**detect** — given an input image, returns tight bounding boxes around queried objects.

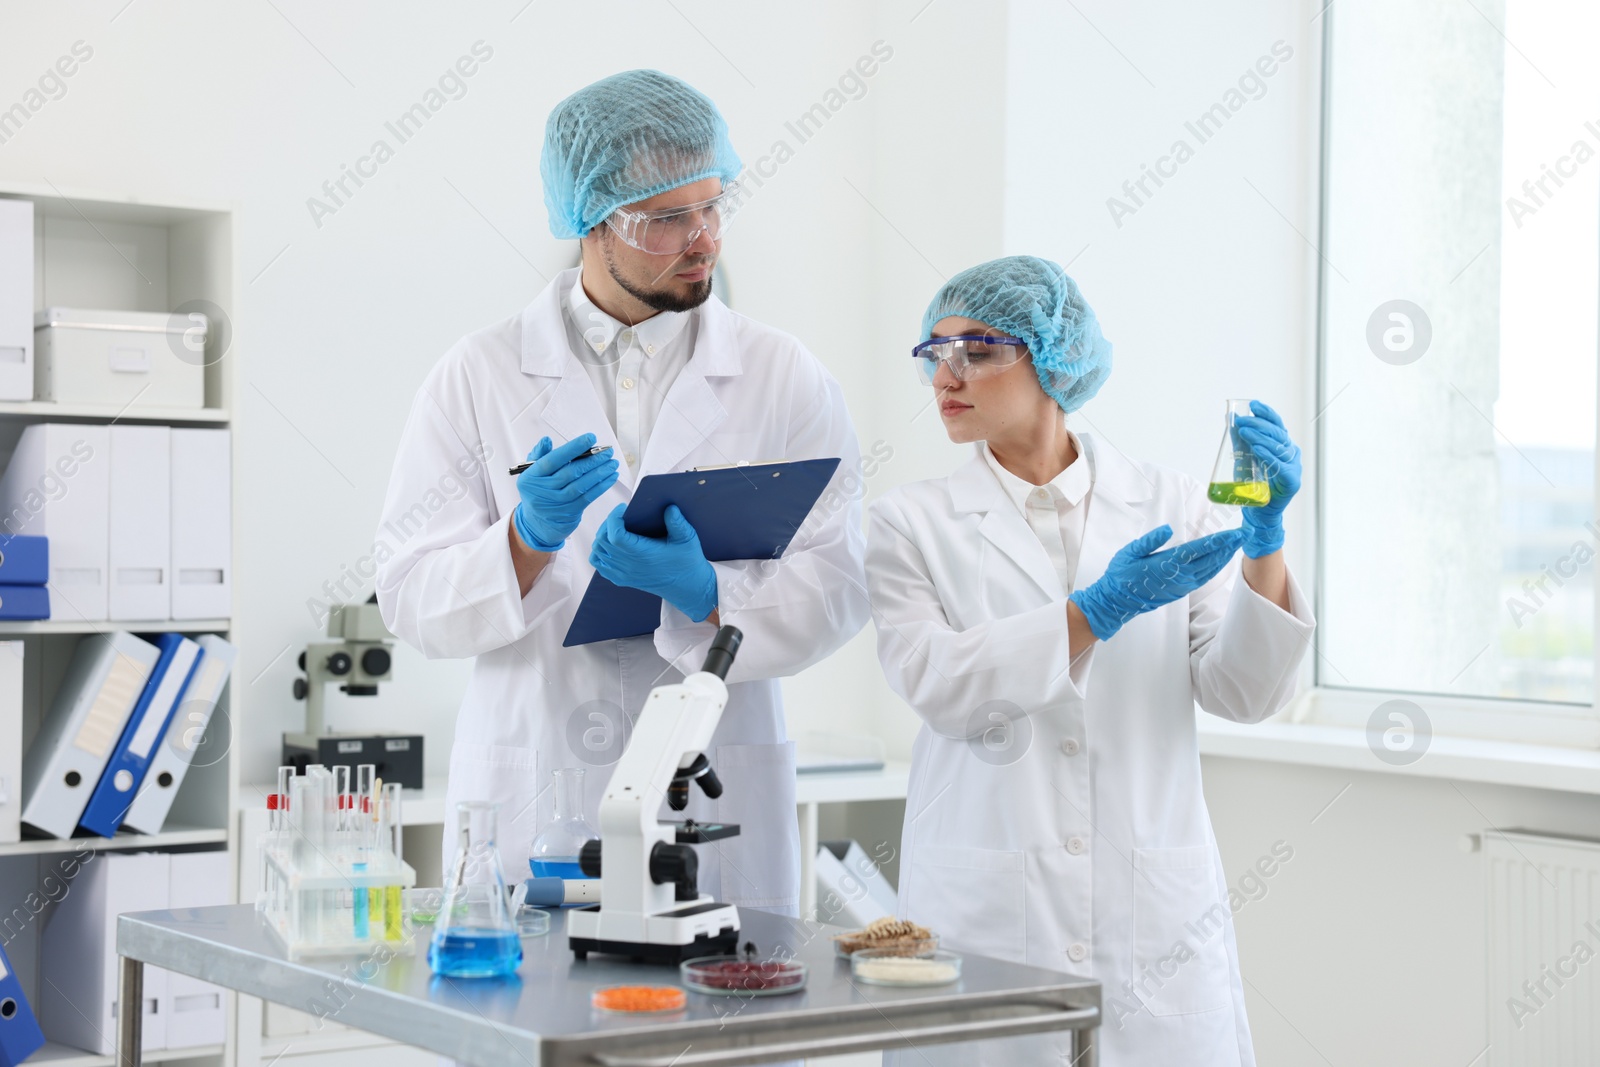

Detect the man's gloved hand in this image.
[512,434,618,552]
[1068,524,1244,641]
[589,504,719,622]
[1235,400,1302,559]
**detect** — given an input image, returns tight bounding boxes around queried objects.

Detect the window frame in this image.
[1308,4,1600,748]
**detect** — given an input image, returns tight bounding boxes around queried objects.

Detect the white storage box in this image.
[0,200,33,401]
[34,307,206,408]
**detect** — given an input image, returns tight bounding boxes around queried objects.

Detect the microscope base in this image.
[568,901,740,963]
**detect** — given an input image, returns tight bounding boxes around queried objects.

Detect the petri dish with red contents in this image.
[681,956,807,996]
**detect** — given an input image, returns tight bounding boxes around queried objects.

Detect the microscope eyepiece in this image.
[700,625,743,680]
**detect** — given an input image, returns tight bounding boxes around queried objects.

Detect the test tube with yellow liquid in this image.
[1208,399,1271,506]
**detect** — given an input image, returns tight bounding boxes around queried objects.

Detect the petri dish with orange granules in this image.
[591,985,688,1013]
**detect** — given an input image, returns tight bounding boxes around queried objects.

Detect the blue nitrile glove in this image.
[1234,400,1302,558]
[1068,524,1245,641]
[512,434,619,552]
[589,503,719,622]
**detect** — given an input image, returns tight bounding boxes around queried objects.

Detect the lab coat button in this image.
[1060,738,1080,756]
[1067,942,1088,962]
[1066,836,1086,855]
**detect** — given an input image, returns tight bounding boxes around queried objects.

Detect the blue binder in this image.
[563,457,841,646]
[0,940,44,1067]
[0,587,47,621]
[77,633,201,837]
[0,536,47,586]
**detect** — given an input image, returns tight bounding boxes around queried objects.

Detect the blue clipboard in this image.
[563,457,842,646]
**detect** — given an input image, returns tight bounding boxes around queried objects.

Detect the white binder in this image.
[0,641,22,844]
[162,851,229,1047]
[0,422,112,621]
[0,199,32,401]
[121,633,235,836]
[108,425,172,620]
[19,632,159,839]
[170,428,231,619]
[39,851,169,1054]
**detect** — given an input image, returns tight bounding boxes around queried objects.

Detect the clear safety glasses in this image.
[604,183,744,255]
[911,334,1028,385]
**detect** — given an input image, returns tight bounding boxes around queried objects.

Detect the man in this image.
[375,69,867,913]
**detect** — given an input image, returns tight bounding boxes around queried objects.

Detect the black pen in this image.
[509,444,609,476]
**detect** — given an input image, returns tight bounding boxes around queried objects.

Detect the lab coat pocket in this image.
[445,742,542,872]
[711,741,799,909]
[1131,845,1232,1016]
[905,844,1026,963]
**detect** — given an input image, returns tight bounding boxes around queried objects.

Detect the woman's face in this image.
[928,316,1058,444]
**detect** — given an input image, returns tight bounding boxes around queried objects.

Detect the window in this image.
[1319,0,1597,709]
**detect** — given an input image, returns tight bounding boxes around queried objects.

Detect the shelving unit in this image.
[31,1041,226,1067]
[0,618,231,635]
[0,180,237,1067]
[0,401,229,423]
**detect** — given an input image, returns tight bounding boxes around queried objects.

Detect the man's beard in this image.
[603,237,716,313]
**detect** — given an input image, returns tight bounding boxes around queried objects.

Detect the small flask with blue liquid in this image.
[528,767,598,880]
[428,800,522,978]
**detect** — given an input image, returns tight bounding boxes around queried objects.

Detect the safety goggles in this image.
[604,182,744,255]
[911,334,1028,385]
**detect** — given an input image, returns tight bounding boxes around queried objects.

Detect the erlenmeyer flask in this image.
[529,767,599,881]
[1208,399,1271,506]
[429,800,523,978]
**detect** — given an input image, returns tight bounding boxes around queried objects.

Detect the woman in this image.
[867,256,1313,1066]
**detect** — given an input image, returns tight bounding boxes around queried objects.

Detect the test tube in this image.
[350,771,374,941]
[385,782,403,862]
[381,782,403,940]
[259,793,278,912]
[334,765,351,834]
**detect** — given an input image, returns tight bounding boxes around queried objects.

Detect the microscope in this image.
[281,596,424,788]
[568,626,745,963]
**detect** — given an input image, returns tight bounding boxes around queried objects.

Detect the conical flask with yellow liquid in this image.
[1207,399,1272,506]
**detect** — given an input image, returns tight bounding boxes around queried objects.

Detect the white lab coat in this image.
[867,434,1314,1066]
[375,267,868,911]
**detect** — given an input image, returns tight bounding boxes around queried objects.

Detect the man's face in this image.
[596,176,723,313]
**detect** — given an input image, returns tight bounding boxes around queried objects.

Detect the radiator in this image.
[1485,829,1600,1066]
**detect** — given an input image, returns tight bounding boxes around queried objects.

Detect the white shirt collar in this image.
[982,429,1092,514]
[567,267,691,357]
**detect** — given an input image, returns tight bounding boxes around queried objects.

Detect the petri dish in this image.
[514,906,550,938]
[851,949,962,987]
[592,985,687,1013]
[681,956,807,996]
[833,935,937,959]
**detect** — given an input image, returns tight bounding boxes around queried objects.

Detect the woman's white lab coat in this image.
[867,434,1314,1066]
[375,267,868,910]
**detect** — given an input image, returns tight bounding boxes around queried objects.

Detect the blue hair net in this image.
[921,256,1113,414]
[540,70,742,240]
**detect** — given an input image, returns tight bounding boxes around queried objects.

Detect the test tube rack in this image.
[258,764,417,959]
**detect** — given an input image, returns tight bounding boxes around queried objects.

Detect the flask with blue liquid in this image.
[528,767,598,880]
[428,800,522,978]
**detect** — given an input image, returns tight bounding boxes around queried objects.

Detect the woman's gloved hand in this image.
[1235,400,1302,558]
[589,504,719,622]
[512,434,619,552]
[1069,524,1244,641]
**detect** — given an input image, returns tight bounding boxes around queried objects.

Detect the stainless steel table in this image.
[116,904,1099,1066]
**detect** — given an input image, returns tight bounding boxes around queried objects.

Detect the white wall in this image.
[0,0,965,783]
